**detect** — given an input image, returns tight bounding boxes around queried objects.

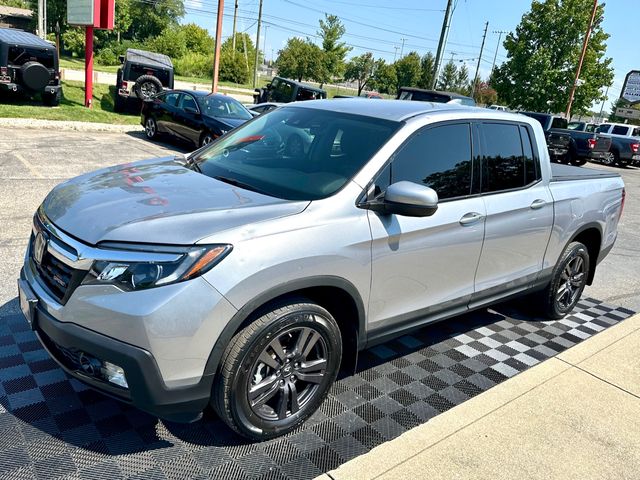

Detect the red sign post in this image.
[67,0,114,108]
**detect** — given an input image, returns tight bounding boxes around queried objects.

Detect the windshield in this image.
[521,112,550,130]
[567,122,583,130]
[197,95,253,120]
[192,107,400,200]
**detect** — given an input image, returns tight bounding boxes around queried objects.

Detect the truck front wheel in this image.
[212,299,342,440]
[540,242,590,319]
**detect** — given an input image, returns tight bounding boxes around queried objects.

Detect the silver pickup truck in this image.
[18,101,625,440]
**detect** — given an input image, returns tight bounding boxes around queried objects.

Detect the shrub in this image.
[61,28,85,57]
[174,52,212,79]
[220,51,250,84]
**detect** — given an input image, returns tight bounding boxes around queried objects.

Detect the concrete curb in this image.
[0,118,142,133]
[320,312,640,480]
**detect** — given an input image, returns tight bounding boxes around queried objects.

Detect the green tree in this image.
[456,64,471,94]
[181,23,215,56]
[222,33,256,71]
[145,26,188,59]
[418,52,436,89]
[127,0,184,40]
[276,37,325,82]
[371,61,397,95]
[493,0,613,113]
[344,52,377,95]
[0,0,28,8]
[317,14,351,85]
[437,60,458,91]
[394,51,421,93]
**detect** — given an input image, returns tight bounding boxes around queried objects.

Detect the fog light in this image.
[101,361,128,388]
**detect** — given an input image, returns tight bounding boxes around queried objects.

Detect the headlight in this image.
[82,244,231,291]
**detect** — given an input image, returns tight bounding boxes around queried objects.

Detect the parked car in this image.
[254,76,326,104]
[397,87,476,106]
[115,48,174,112]
[247,102,283,115]
[141,90,253,148]
[0,28,61,105]
[595,123,640,167]
[519,112,610,166]
[568,121,598,133]
[487,104,508,111]
[18,101,624,441]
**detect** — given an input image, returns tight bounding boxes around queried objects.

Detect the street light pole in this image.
[565,0,598,120]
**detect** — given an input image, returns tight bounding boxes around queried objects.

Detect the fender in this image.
[202,275,367,377]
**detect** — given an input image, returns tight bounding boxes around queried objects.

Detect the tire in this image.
[602,151,615,166]
[540,242,590,319]
[571,157,587,166]
[212,299,342,440]
[21,61,50,91]
[42,90,60,107]
[144,116,158,140]
[199,132,216,148]
[134,75,163,101]
[113,93,125,112]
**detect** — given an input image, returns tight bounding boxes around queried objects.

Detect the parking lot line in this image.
[13,152,43,179]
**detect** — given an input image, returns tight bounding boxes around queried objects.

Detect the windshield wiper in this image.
[213,175,272,196]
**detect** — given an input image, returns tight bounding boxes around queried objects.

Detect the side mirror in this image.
[118,55,125,64]
[184,106,199,115]
[362,181,439,217]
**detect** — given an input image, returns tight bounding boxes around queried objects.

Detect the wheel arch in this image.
[203,276,367,378]
[569,224,602,285]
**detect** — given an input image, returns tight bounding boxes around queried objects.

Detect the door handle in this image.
[459,212,485,226]
[530,199,546,210]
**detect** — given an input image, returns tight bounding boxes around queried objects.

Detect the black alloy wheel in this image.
[213,300,342,440]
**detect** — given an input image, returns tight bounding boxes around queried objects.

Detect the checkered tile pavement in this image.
[0,297,633,480]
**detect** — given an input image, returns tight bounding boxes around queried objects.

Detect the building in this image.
[0,6,33,32]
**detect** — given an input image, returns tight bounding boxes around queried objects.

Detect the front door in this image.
[367,122,486,336]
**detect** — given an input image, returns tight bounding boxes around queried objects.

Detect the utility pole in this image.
[43,0,47,37]
[263,25,269,63]
[490,30,508,76]
[37,0,44,38]
[253,0,264,88]
[598,84,610,121]
[393,45,399,62]
[565,0,598,120]
[231,0,239,52]
[211,0,224,93]
[472,21,489,101]
[431,0,453,89]
[399,38,406,58]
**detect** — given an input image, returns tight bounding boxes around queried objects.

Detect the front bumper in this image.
[19,270,214,423]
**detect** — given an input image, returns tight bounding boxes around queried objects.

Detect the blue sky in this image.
[183,0,635,108]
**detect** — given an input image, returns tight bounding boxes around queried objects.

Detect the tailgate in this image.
[546,132,571,149]
[593,135,612,152]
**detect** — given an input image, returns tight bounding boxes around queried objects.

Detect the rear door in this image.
[156,91,181,136]
[174,93,203,145]
[472,122,554,306]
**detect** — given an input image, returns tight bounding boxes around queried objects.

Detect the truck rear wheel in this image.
[212,299,342,440]
[540,242,589,319]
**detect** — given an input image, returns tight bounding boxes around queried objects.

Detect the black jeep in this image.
[0,28,62,106]
[114,48,174,111]
[254,77,326,104]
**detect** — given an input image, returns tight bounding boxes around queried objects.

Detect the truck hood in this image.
[42,157,309,245]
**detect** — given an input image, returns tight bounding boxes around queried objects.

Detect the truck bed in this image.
[550,163,621,182]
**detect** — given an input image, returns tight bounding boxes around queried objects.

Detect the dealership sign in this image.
[621,70,640,104]
[67,0,95,26]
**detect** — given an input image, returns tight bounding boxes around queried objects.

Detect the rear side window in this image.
[551,117,568,129]
[633,128,640,137]
[482,123,538,193]
[612,125,629,135]
[596,124,612,133]
[389,123,473,200]
[165,93,180,107]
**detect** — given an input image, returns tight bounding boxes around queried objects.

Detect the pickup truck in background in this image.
[520,112,611,166]
[568,121,598,133]
[595,123,640,167]
[18,102,625,440]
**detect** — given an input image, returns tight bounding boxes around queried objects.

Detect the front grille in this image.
[30,219,87,304]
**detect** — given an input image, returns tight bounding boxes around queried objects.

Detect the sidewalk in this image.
[320,313,640,480]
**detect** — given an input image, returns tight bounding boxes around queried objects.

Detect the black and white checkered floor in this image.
[0,297,634,480]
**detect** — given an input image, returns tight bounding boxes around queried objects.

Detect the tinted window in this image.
[180,94,198,111]
[585,124,596,132]
[596,124,612,133]
[551,117,568,129]
[482,123,527,192]
[520,126,540,184]
[390,123,473,200]
[612,125,629,135]
[165,93,180,107]
[197,95,253,120]
[633,128,640,137]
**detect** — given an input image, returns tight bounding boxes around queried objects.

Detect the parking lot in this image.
[0,127,638,479]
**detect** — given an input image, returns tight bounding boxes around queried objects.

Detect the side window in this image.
[596,124,610,134]
[520,126,540,184]
[389,123,473,200]
[165,93,180,107]
[481,123,527,192]
[633,128,640,137]
[551,117,568,129]
[612,125,628,135]
[180,94,198,111]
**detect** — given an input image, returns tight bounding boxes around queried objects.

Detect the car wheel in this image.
[571,157,587,166]
[42,90,60,107]
[212,299,342,440]
[144,117,158,140]
[540,241,589,319]
[200,132,215,147]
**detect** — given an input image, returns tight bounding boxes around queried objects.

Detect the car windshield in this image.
[197,95,253,120]
[191,107,400,201]
[567,122,583,130]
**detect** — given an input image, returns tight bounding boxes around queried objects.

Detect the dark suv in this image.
[114,48,174,111]
[0,28,61,106]
[254,77,326,104]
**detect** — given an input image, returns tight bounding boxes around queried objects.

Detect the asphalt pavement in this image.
[0,127,638,312]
